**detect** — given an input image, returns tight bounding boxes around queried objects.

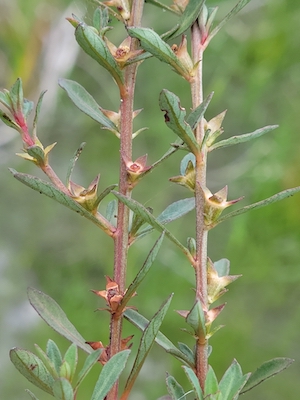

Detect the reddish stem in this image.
[191,21,208,391]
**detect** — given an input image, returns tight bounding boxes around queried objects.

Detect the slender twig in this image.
[190,21,208,391]
[107,2,145,399]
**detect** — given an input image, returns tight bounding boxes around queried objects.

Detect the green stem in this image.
[108,2,144,399]
[191,21,208,391]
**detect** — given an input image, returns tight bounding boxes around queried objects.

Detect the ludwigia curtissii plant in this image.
[1,0,299,399]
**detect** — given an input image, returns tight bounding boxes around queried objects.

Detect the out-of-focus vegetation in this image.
[1,0,300,398]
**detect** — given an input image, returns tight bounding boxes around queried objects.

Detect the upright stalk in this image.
[108,2,144,399]
[191,21,208,390]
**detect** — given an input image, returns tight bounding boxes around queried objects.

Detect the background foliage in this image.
[1,0,300,398]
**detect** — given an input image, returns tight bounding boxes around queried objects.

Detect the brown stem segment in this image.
[191,21,208,391]
[107,2,144,399]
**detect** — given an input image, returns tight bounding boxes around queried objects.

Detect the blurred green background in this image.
[1,0,300,398]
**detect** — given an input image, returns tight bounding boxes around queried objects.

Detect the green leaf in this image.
[124,308,194,368]
[91,350,130,400]
[170,0,205,39]
[0,110,20,130]
[112,191,191,258]
[186,92,214,131]
[93,6,109,32]
[0,90,12,110]
[219,359,250,400]
[177,343,195,367]
[9,348,54,395]
[214,259,230,276]
[33,90,47,134]
[106,199,118,225]
[157,197,195,225]
[207,0,252,44]
[52,377,74,400]
[186,299,206,337]
[183,366,203,400]
[166,374,186,400]
[125,295,173,393]
[34,344,59,379]
[217,186,300,225]
[63,343,78,382]
[180,153,195,176]
[10,77,23,114]
[209,125,278,151]
[66,142,86,185]
[46,339,62,374]
[122,232,165,305]
[136,197,195,240]
[27,145,45,164]
[23,98,34,119]
[74,23,124,88]
[25,389,40,400]
[143,0,178,14]
[241,357,294,394]
[58,79,117,130]
[127,27,190,80]
[159,89,199,153]
[75,349,102,390]
[204,366,219,397]
[27,287,92,354]
[9,169,114,235]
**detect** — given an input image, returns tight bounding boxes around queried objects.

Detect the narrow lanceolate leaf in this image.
[25,389,40,400]
[186,92,214,131]
[124,309,194,368]
[33,90,47,133]
[127,27,190,80]
[52,378,74,400]
[75,350,102,390]
[143,0,178,14]
[217,186,300,225]
[91,350,130,400]
[219,359,250,400]
[241,358,294,394]
[58,79,117,130]
[183,366,203,400]
[136,197,195,240]
[204,366,219,397]
[9,169,114,235]
[159,89,199,153]
[122,232,165,305]
[177,343,195,367]
[46,339,62,374]
[209,125,278,151]
[207,0,252,44]
[75,23,123,88]
[66,142,86,185]
[27,287,92,354]
[112,191,191,259]
[170,0,205,39]
[9,348,54,395]
[166,374,186,400]
[34,344,59,379]
[125,295,173,394]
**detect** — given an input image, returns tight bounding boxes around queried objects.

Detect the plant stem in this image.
[108,2,144,399]
[41,163,71,195]
[191,21,208,391]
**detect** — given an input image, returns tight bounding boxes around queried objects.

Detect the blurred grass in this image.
[1,0,300,398]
